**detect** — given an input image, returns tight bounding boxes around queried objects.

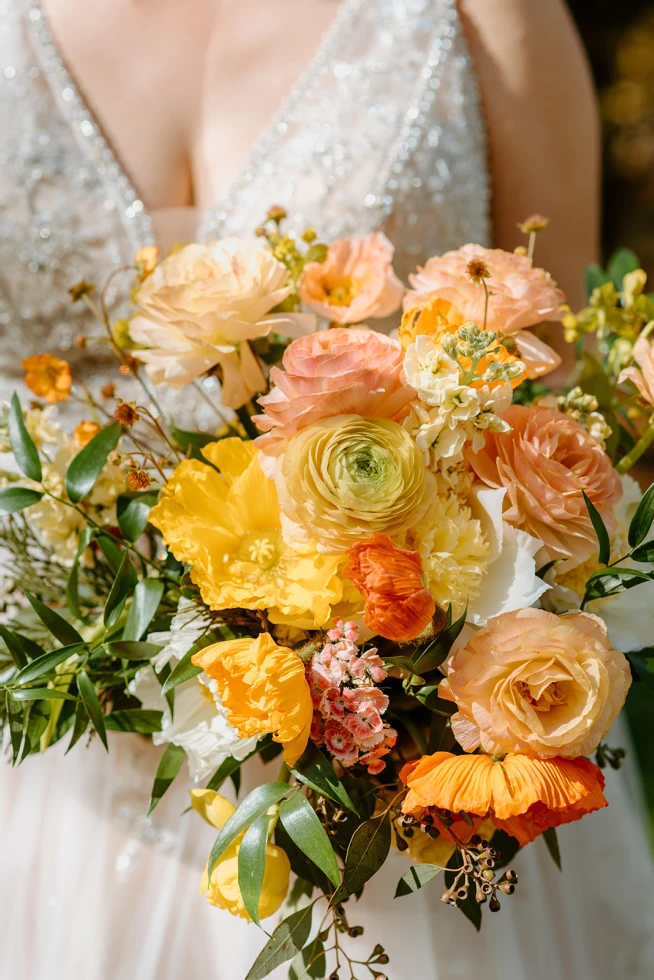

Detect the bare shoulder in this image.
[458,0,600,305]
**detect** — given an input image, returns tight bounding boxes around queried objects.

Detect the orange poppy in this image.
[344,532,436,642]
[401,752,607,846]
[22,354,72,403]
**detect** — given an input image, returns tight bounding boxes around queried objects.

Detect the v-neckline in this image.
[28,0,360,247]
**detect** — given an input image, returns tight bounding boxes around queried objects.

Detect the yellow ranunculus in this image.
[276,415,432,552]
[190,789,290,920]
[193,633,312,766]
[148,437,347,629]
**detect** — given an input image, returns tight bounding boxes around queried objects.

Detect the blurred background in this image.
[568,0,654,840]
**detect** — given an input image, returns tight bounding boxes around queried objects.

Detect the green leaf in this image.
[208,782,291,877]
[278,793,340,888]
[413,604,467,674]
[104,551,132,628]
[19,701,50,760]
[11,687,78,702]
[627,652,654,693]
[582,491,611,566]
[0,624,28,669]
[122,578,164,641]
[291,742,357,814]
[536,558,565,581]
[77,669,108,750]
[289,935,326,980]
[105,641,163,660]
[66,702,89,753]
[584,263,610,300]
[9,394,42,483]
[96,531,127,575]
[395,863,442,898]
[0,486,43,514]
[583,567,654,603]
[24,592,83,646]
[628,482,654,548]
[275,821,332,894]
[414,685,456,717]
[330,812,391,905]
[104,708,163,734]
[66,527,93,620]
[5,690,23,764]
[238,814,271,926]
[160,634,217,696]
[607,247,640,290]
[148,743,186,815]
[245,905,314,980]
[171,426,220,454]
[542,827,562,870]
[631,541,654,563]
[116,489,159,541]
[65,420,121,503]
[13,632,45,661]
[13,642,85,685]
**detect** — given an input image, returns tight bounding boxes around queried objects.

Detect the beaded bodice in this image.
[0,0,489,389]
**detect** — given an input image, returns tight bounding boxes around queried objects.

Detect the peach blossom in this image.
[439,608,631,759]
[468,404,623,566]
[619,334,654,406]
[299,232,404,324]
[254,327,415,461]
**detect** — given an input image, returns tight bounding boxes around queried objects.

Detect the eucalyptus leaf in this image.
[122,578,164,641]
[238,814,271,926]
[244,905,314,980]
[0,486,43,514]
[24,592,83,646]
[291,742,357,814]
[289,936,326,980]
[628,482,654,548]
[395,863,442,898]
[208,782,291,877]
[206,739,271,792]
[8,394,42,483]
[65,420,121,503]
[330,812,391,905]
[582,491,611,566]
[278,792,340,888]
[148,743,186,814]
[77,669,108,750]
[116,489,159,541]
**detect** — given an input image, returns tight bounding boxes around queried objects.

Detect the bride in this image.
[1,1,653,978]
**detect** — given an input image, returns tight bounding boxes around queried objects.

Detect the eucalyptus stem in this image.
[616,420,654,474]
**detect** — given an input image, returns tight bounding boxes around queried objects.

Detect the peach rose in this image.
[619,334,654,406]
[405,244,565,378]
[468,404,623,566]
[299,232,404,324]
[344,532,436,642]
[254,328,415,462]
[440,608,631,759]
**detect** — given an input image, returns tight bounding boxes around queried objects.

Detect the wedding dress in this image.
[1,1,654,978]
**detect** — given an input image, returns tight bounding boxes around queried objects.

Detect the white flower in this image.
[147,597,213,671]
[129,238,316,408]
[403,335,462,405]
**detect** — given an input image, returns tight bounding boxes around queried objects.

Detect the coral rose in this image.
[405,244,565,378]
[22,354,72,404]
[619,333,654,406]
[468,404,623,567]
[276,415,431,552]
[193,632,312,766]
[299,232,404,324]
[129,238,315,408]
[344,532,436,642]
[190,789,290,920]
[440,608,631,759]
[401,751,607,846]
[254,327,415,463]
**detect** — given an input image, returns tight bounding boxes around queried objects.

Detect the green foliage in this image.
[208,782,291,877]
[0,486,43,514]
[542,828,562,870]
[395,863,442,898]
[24,591,83,646]
[148,743,186,814]
[278,792,340,888]
[65,421,121,503]
[238,814,272,926]
[77,670,107,750]
[245,905,314,980]
[291,742,357,813]
[628,482,654,549]
[104,552,132,627]
[13,643,85,685]
[104,709,163,734]
[445,850,481,930]
[8,394,41,483]
[582,491,611,566]
[122,578,165,641]
[116,490,159,542]
[330,812,391,906]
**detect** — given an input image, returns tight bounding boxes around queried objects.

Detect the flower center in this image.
[344,446,388,485]
[516,680,567,712]
[236,529,282,569]
[325,276,361,307]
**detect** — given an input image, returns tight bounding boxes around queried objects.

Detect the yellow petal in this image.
[203,438,257,484]
[189,788,236,830]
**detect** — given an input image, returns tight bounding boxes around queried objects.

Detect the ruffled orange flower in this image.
[22,354,72,403]
[401,752,607,846]
[344,532,435,642]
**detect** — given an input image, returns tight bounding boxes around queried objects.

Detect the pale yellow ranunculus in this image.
[190,789,290,920]
[276,415,431,552]
[148,438,348,629]
[193,633,312,766]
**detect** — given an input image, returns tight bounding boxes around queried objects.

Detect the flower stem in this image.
[616,420,654,474]
[236,405,259,441]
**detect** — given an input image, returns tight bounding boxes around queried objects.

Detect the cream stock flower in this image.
[299,232,404,324]
[440,608,631,759]
[276,415,431,552]
[129,238,315,408]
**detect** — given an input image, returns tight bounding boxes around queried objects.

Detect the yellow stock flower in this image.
[190,789,290,920]
[193,633,312,765]
[149,438,347,628]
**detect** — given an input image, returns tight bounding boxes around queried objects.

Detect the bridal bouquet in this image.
[2,209,654,979]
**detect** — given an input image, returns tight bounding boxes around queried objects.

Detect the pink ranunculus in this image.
[253,327,415,461]
[406,244,566,334]
[619,334,654,406]
[468,405,623,568]
[299,232,405,325]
